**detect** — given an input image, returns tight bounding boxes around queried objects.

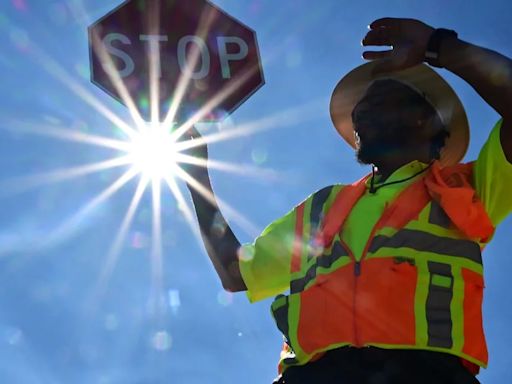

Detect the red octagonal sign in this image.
[88,0,264,122]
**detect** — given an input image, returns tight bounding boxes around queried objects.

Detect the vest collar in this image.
[321,160,495,248]
[366,160,430,190]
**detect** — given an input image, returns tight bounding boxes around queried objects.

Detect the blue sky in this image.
[0,0,511,383]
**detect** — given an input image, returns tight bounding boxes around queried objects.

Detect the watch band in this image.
[424,28,458,68]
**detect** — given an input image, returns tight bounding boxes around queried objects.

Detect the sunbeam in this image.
[169,63,261,143]
[66,0,93,27]
[163,175,197,230]
[0,3,310,316]
[41,168,139,249]
[162,175,226,270]
[173,97,326,153]
[173,166,260,238]
[174,153,279,180]
[89,30,147,131]
[0,156,132,197]
[147,2,162,124]
[162,6,218,126]
[149,177,164,315]
[93,175,149,303]
[4,120,132,151]
[163,173,208,247]
[28,43,138,139]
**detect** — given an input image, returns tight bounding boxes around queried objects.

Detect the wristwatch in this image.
[424,28,458,68]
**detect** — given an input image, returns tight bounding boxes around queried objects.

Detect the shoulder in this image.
[299,185,345,225]
[435,161,474,188]
[305,184,345,207]
[310,184,345,197]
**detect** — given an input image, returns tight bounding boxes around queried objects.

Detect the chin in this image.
[356,151,373,165]
[356,143,404,166]
[356,145,380,165]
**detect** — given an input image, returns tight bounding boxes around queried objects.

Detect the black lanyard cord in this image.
[369,161,434,194]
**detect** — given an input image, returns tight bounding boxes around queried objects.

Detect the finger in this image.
[362,50,393,60]
[369,17,402,30]
[361,28,393,46]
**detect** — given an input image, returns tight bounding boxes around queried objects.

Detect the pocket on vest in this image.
[357,257,418,346]
[296,266,355,354]
[461,268,487,363]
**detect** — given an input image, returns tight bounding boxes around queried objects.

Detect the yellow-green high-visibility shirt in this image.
[240,118,512,303]
[342,159,429,262]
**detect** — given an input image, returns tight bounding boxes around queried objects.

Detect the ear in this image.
[354,130,361,149]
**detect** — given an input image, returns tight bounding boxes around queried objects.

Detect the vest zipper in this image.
[338,238,361,346]
[354,261,361,276]
[343,202,393,347]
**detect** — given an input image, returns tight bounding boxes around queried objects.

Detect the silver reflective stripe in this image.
[290,241,349,293]
[426,262,453,349]
[271,294,290,345]
[291,264,317,294]
[429,200,452,228]
[369,229,482,264]
[310,186,333,228]
[307,186,334,261]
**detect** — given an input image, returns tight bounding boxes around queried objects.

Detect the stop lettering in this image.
[102,33,249,80]
[88,0,264,122]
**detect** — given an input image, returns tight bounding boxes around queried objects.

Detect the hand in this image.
[361,17,435,75]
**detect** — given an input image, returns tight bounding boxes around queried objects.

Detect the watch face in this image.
[425,51,439,59]
[425,29,457,68]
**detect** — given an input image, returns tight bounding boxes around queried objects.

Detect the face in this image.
[351,79,438,165]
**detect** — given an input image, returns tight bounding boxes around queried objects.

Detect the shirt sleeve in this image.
[473,118,512,227]
[238,205,298,303]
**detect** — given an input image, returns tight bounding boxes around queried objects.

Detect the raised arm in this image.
[361,17,512,159]
[436,35,512,161]
[180,127,247,292]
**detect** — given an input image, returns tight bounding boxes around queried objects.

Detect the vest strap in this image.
[319,161,495,247]
[424,162,494,242]
[320,176,368,248]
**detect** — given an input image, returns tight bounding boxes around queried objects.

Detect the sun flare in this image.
[1,2,318,313]
[126,123,181,181]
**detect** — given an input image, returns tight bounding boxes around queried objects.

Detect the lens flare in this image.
[127,124,180,181]
[0,5,326,320]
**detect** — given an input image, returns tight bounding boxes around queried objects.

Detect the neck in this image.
[373,157,429,181]
[373,161,408,181]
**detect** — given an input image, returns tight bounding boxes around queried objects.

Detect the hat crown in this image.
[329,62,469,166]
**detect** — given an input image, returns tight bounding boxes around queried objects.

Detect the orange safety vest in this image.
[271,161,494,374]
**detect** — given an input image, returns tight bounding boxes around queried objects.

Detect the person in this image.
[184,17,512,383]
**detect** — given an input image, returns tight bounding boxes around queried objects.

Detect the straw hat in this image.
[329,61,469,166]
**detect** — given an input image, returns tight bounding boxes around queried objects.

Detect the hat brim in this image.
[329,61,469,166]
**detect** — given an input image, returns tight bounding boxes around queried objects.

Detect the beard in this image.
[355,127,411,165]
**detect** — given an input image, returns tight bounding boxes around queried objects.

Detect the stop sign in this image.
[88,0,264,122]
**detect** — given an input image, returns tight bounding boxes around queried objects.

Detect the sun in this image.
[0,2,327,323]
[126,123,181,181]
